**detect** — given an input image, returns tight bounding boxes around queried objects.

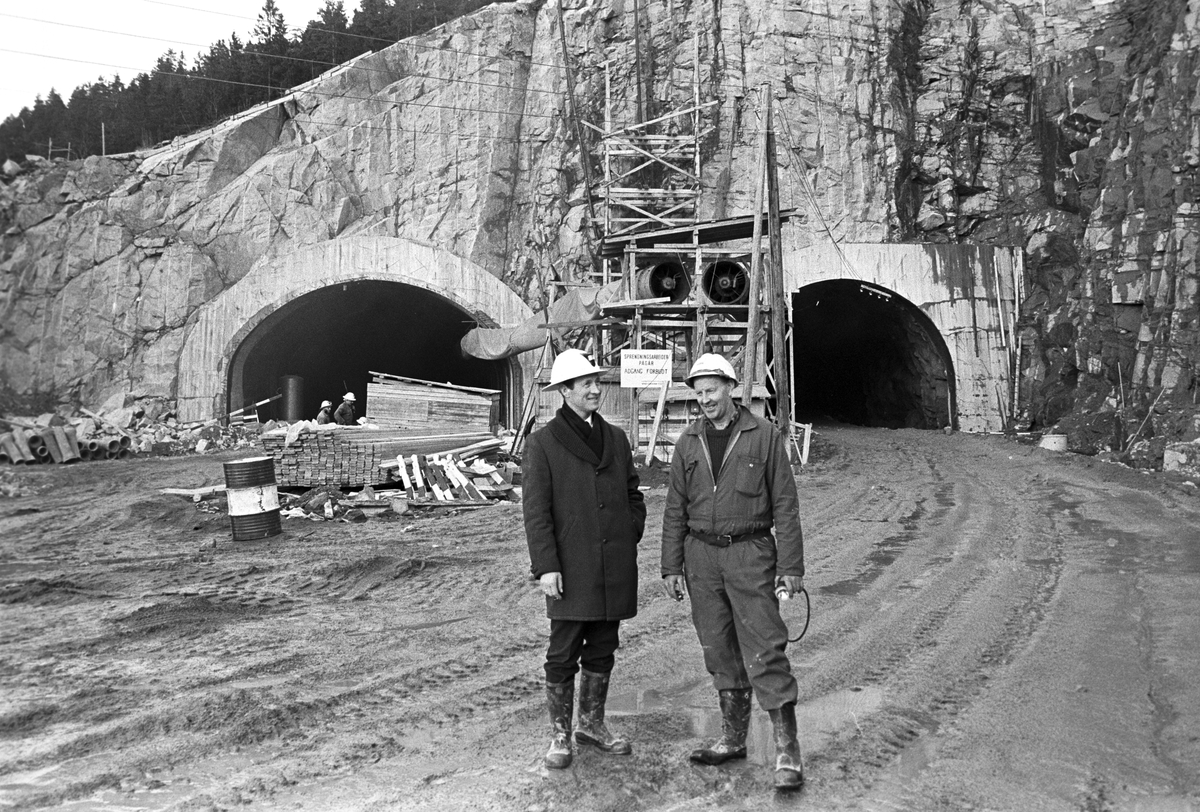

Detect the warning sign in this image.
[620,350,672,388]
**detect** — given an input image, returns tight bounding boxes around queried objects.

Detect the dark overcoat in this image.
[522,410,647,621]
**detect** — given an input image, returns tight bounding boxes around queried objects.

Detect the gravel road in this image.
[1,424,1197,811]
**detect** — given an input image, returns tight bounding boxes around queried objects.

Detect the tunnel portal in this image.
[792,280,954,430]
[228,280,513,424]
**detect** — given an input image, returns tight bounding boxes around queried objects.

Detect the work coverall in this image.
[333,401,355,425]
[661,406,805,710]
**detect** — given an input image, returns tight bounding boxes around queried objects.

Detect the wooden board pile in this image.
[258,424,494,487]
[380,437,515,505]
[365,371,500,433]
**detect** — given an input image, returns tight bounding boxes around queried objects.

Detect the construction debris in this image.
[258,421,496,487]
[380,437,517,505]
[1,393,263,467]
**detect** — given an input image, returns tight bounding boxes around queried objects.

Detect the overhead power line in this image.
[0,12,572,102]
[0,47,566,123]
[139,0,572,72]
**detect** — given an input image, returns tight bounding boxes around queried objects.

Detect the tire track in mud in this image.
[799,443,1069,805]
[0,522,554,810]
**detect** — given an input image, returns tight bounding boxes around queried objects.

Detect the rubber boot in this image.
[767,702,804,790]
[689,687,753,765]
[575,669,632,755]
[544,679,574,769]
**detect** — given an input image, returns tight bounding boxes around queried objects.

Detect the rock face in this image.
[1,0,1198,446]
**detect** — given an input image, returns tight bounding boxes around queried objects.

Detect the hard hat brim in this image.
[542,368,607,392]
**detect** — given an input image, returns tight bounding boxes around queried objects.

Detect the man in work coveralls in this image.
[661,352,806,789]
[315,400,333,424]
[333,392,356,425]
[522,349,647,769]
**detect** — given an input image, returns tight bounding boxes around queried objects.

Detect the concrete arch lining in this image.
[783,240,1022,433]
[176,236,534,422]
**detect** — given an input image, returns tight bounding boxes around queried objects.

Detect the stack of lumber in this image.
[259,425,494,487]
[365,371,500,433]
[381,437,514,504]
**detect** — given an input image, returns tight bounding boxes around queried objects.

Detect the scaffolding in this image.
[546,73,800,461]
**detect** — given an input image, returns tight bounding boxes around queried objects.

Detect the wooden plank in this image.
[644,384,670,466]
[367,371,500,395]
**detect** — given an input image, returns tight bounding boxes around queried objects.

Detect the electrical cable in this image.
[0,46,565,123]
[0,11,575,102]
[781,586,811,644]
[140,0,572,72]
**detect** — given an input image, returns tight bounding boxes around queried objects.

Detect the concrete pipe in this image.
[10,427,36,462]
[52,426,80,463]
[118,434,132,450]
[0,433,22,464]
[0,451,9,465]
[26,432,45,452]
[63,426,83,459]
[280,375,305,422]
[78,446,92,461]
[39,429,65,463]
[634,261,692,304]
[105,437,122,454]
[702,260,749,305]
[86,439,101,453]
[106,449,119,460]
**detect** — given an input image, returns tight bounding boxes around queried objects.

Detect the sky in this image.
[0,0,362,121]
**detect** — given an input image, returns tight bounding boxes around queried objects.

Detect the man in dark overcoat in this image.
[522,348,647,769]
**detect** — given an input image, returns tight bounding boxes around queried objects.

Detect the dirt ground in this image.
[2,424,1199,811]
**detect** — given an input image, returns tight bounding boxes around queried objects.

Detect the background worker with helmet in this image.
[661,352,807,790]
[521,349,647,769]
[315,400,334,424]
[333,392,357,425]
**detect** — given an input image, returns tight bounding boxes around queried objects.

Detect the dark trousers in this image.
[684,535,798,710]
[545,619,621,684]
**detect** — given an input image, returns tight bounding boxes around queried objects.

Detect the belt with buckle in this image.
[690,530,770,547]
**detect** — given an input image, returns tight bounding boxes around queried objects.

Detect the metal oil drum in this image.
[223,456,282,540]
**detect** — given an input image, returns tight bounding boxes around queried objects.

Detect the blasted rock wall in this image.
[1,0,1198,449]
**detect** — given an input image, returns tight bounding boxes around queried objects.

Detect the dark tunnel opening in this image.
[228,280,515,425]
[791,280,955,430]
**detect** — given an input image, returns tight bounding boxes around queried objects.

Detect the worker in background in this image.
[333,392,356,425]
[315,400,333,424]
[661,352,806,790]
[522,349,646,769]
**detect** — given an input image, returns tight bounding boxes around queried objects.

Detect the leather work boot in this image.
[767,702,804,790]
[544,679,575,769]
[689,687,753,765]
[574,669,632,755]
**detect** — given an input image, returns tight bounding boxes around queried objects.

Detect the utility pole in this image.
[741,84,770,406]
[765,91,791,434]
[101,122,106,157]
[632,0,644,124]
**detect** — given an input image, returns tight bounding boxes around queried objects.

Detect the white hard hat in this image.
[343,392,356,402]
[686,353,738,387]
[544,349,604,390]
[320,400,332,409]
